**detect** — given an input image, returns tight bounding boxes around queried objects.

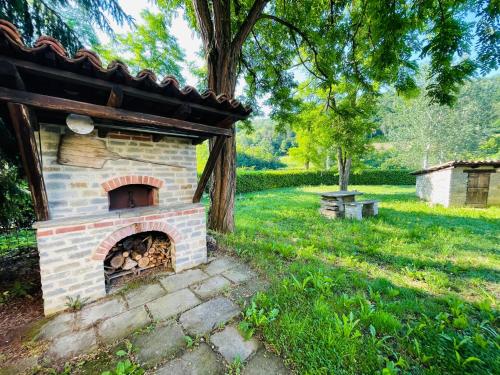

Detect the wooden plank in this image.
[466,172,490,207]
[4,57,248,120]
[173,104,192,120]
[7,103,49,220]
[0,87,233,137]
[463,169,495,174]
[217,116,236,128]
[0,60,26,90]
[106,86,123,108]
[192,136,226,203]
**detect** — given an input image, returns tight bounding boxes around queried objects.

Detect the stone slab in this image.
[180,297,240,336]
[211,325,259,363]
[190,275,231,299]
[78,297,127,327]
[98,306,151,344]
[37,312,75,340]
[159,269,210,293]
[147,289,200,321]
[243,350,289,375]
[123,283,166,309]
[47,328,97,360]
[222,264,256,284]
[133,321,185,367]
[0,355,39,375]
[204,257,241,276]
[155,343,224,375]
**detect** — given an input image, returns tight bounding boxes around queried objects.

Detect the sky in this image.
[100,0,204,86]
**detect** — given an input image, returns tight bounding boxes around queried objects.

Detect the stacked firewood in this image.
[104,232,172,274]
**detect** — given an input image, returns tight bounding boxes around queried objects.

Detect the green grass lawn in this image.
[218,185,499,374]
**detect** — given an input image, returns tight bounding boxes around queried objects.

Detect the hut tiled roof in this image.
[411,160,500,175]
[0,19,251,117]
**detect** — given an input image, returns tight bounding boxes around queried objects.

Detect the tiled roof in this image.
[0,19,251,117]
[411,160,500,175]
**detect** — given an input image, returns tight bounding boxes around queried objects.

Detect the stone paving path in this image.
[28,255,289,374]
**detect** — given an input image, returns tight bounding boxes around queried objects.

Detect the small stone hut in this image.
[412,160,500,207]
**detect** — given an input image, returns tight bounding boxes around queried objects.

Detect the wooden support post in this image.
[7,102,49,220]
[106,85,123,108]
[193,135,226,203]
[217,116,235,128]
[0,60,49,220]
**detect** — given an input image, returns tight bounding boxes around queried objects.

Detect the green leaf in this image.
[116,350,127,357]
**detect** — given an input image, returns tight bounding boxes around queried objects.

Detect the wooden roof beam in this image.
[0,86,233,137]
[173,104,192,120]
[4,57,248,120]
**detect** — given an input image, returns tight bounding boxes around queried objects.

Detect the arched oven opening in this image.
[104,231,173,289]
[108,184,158,210]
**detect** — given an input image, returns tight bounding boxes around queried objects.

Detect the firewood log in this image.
[138,257,150,268]
[143,235,153,251]
[122,258,137,270]
[110,255,124,269]
[131,252,142,260]
[122,251,129,258]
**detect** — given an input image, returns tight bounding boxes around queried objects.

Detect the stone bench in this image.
[344,200,379,220]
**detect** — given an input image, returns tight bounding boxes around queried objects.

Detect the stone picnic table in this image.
[319,191,378,220]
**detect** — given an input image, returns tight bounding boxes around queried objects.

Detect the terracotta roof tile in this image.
[0,19,251,117]
[412,160,500,175]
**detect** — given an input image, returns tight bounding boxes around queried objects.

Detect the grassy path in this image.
[218,185,499,374]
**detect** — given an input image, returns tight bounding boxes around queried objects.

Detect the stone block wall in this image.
[415,168,452,206]
[36,204,206,315]
[37,124,197,219]
[488,171,500,206]
[448,167,468,206]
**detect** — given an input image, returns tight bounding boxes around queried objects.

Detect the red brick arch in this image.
[92,221,181,261]
[101,176,164,192]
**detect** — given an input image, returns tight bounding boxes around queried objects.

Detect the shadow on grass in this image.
[380,207,499,232]
[235,248,498,374]
[341,247,500,283]
[235,186,499,294]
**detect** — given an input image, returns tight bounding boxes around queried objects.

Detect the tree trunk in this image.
[305,160,310,170]
[423,144,430,168]
[337,147,351,191]
[206,52,239,233]
[192,0,268,233]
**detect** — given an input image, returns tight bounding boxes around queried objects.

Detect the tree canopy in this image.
[379,75,500,169]
[1,0,132,54]
[96,9,185,82]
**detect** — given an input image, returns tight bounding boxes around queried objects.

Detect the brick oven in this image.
[35,128,207,314]
[0,21,251,315]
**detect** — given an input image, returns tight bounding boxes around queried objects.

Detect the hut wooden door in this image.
[465,172,490,207]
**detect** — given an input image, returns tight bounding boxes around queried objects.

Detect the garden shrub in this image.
[236,169,415,194]
[237,151,285,170]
